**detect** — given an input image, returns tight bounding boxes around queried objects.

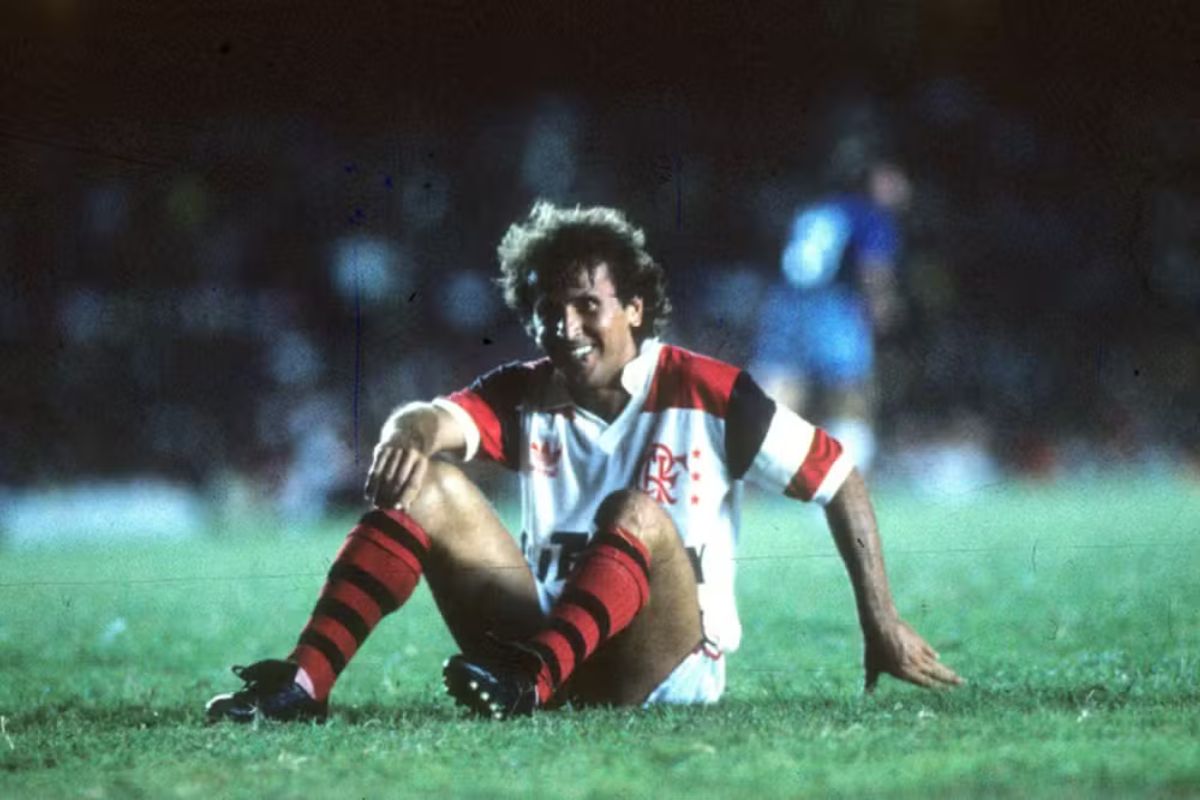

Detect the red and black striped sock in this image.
[525,526,652,703]
[289,509,430,701]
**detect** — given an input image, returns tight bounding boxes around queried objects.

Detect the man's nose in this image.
[556,305,582,339]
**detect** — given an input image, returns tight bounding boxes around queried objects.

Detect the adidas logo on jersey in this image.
[529,439,563,476]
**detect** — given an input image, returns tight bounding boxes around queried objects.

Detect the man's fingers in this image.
[908,655,961,688]
[383,446,407,486]
[926,660,963,686]
[369,447,416,508]
[868,658,963,691]
[363,446,389,500]
[397,454,428,511]
[369,449,401,506]
[902,668,937,689]
[396,448,420,486]
[377,449,413,508]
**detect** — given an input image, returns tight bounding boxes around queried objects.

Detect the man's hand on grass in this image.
[864,618,963,692]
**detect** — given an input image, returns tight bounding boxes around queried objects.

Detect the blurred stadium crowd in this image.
[4,11,1198,526]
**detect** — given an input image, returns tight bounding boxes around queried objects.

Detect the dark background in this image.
[3,1,1198,513]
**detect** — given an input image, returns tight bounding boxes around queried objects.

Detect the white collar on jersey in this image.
[618,337,662,398]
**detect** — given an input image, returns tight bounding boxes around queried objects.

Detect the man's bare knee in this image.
[406,459,477,532]
[594,489,675,550]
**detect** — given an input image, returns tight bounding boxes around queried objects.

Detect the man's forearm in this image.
[824,469,899,634]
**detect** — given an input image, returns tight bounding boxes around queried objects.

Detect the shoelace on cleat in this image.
[230,661,295,694]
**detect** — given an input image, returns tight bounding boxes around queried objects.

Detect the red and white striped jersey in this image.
[434,339,852,651]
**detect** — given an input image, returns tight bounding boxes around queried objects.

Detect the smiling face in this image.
[532,262,644,401]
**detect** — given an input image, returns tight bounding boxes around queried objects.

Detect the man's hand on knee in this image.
[363,403,468,510]
[365,442,430,510]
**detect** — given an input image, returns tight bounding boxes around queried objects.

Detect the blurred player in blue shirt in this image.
[752,160,910,472]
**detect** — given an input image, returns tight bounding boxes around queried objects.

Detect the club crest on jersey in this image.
[529,439,563,476]
[639,442,688,504]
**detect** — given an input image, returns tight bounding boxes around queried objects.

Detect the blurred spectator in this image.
[749,141,911,472]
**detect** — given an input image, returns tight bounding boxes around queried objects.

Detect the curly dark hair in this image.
[496,201,671,343]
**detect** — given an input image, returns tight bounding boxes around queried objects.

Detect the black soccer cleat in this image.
[205,659,327,724]
[442,653,540,720]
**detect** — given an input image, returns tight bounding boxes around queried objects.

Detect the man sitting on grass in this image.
[206,201,962,722]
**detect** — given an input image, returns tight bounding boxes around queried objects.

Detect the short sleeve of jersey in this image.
[434,362,531,470]
[736,371,855,505]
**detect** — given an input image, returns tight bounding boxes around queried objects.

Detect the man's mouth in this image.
[557,341,594,368]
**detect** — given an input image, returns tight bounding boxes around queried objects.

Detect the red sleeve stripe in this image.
[445,388,507,465]
[642,346,739,417]
[784,427,844,502]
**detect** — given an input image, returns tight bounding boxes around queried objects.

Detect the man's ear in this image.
[626,296,644,328]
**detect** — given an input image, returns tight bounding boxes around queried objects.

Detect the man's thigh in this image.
[410,460,544,659]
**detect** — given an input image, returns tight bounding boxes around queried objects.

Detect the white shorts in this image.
[643,643,726,706]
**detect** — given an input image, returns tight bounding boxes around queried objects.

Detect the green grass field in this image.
[2,474,1198,798]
